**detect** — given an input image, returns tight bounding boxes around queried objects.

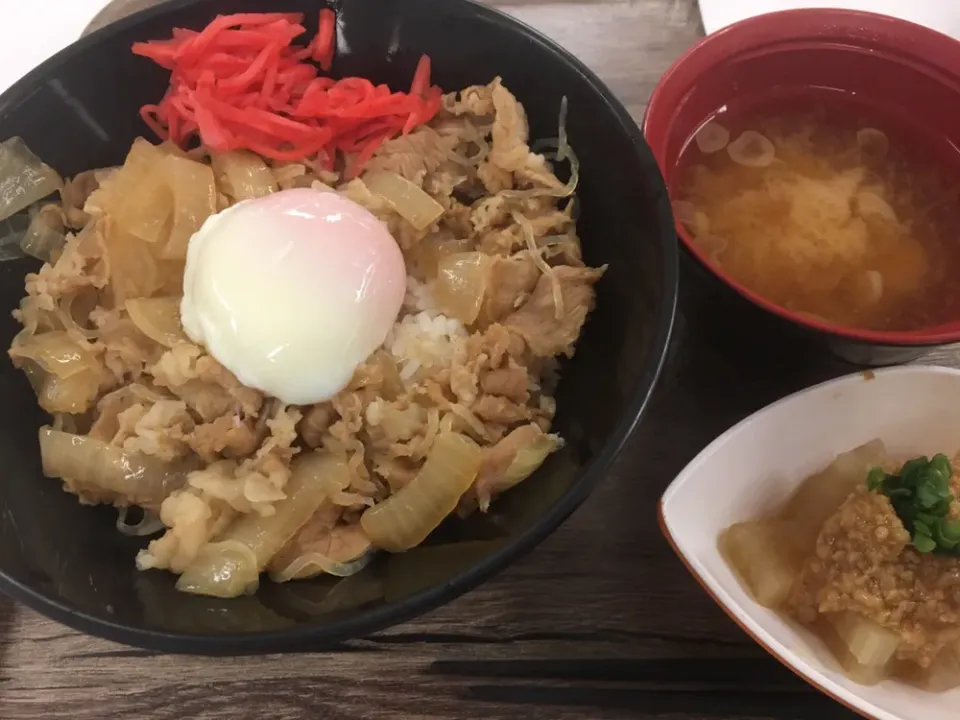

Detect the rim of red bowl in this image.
[644,8,960,347]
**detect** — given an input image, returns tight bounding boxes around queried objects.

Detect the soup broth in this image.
[673,91,960,332]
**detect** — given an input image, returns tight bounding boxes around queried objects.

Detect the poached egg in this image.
[180,187,406,405]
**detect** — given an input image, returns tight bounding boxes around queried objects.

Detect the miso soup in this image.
[673,91,960,332]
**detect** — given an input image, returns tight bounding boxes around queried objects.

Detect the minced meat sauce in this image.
[787,484,960,667]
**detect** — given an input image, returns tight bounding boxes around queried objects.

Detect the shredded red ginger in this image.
[133,10,442,177]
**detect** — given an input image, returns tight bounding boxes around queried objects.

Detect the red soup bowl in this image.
[644,8,960,366]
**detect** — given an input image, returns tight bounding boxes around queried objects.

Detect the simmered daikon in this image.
[721,438,960,691]
[720,520,803,608]
[819,612,900,685]
[898,639,960,691]
[781,439,888,551]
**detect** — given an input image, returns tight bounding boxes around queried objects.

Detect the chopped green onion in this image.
[867,453,960,555]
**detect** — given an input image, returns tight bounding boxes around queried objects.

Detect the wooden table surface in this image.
[1,0,955,718]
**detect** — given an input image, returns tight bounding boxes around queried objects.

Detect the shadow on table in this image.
[432,657,858,719]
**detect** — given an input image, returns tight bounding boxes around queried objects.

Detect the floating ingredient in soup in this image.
[856,127,889,162]
[855,189,897,222]
[670,199,710,237]
[726,130,776,168]
[694,120,730,154]
[674,101,960,331]
[696,234,727,263]
[850,269,883,307]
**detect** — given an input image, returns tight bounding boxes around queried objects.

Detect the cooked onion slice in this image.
[20,204,65,262]
[126,296,188,347]
[11,327,103,413]
[94,139,166,241]
[268,518,375,582]
[411,233,474,279]
[176,451,352,598]
[109,141,216,260]
[210,150,278,202]
[57,289,101,340]
[727,131,775,168]
[434,251,491,325]
[499,430,561,493]
[117,506,165,537]
[474,424,562,511]
[0,212,29,261]
[269,546,374,583]
[361,431,482,552]
[0,137,63,222]
[694,120,730,154]
[364,170,444,230]
[178,540,260,599]
[161,154,218,259]
[102,220,161,302]
[39,427,195,508]
[10,330,98,379]
[60,169,101,228]
[38,370,101,414]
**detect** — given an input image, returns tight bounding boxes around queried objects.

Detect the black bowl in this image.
[0,0,677,653]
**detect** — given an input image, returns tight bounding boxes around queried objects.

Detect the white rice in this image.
[386,292,467,382]
[404,275,438,315]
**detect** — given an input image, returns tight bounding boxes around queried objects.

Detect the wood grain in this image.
[0,0,950,718]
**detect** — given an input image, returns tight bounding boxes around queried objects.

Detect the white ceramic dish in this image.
[659,365,960,720]
[697,0,960,37]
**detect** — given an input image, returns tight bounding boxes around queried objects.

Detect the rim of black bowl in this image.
[0,0,679,654]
